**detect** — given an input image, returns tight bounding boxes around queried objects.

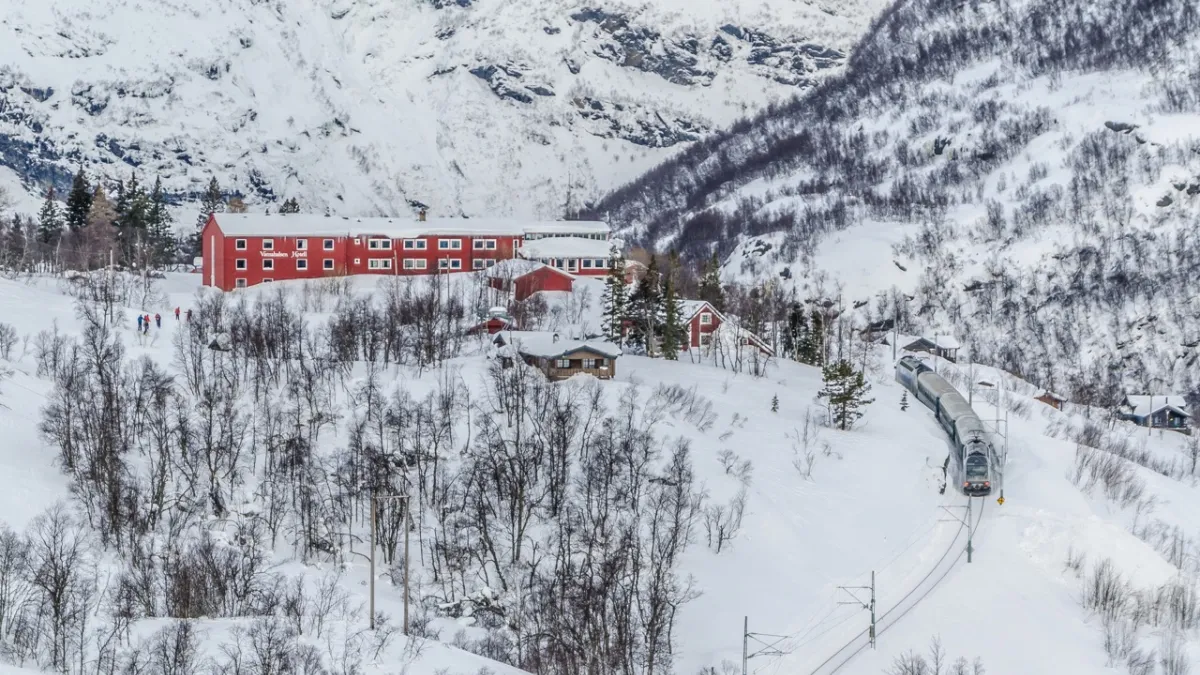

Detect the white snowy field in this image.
[0,271,1197,674]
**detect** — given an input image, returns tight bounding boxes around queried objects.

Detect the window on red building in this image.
[235,239,247,250]
[324,239,335,250]
[262,239,274,251]
[323,259,334,270]
[263,259,274,271]
[297,259,308,270]
[236,259,247,270]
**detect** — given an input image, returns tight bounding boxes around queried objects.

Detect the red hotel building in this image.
[201,213,614,291]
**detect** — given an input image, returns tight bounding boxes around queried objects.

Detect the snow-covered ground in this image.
[0,270,1197,674]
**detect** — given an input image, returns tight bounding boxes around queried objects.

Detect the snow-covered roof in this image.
[519,237,614,260]
[523,222,611,235]
[911,334,961,350]
[509,331,622,359]
[212,214,608,239]
[1123,395,1191,417]
[1037,391,1067,401]
[486,258,568,279]
[679,300,721,321]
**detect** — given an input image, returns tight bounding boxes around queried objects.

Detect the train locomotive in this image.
[895,355,995,496]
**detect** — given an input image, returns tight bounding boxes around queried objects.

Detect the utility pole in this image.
[837,572,877,649]
[741,617,792,675]
[370,493,411,633]
[940,501,974,563]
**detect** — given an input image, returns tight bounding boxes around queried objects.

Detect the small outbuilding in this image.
[488,260,576,302]
[1118,395,1191,431]
[1034,390,1067,410]
[468,307,516,335]
[902,335,961,363]
[510,331,621,381]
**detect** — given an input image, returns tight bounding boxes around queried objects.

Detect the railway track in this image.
[805,498,987,675]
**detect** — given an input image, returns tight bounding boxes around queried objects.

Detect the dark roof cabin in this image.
[511,332,622,381]
[1035,391,1066,410]
[902,335,961,363]
[1118,395,1191,432]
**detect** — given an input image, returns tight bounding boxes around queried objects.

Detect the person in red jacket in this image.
[175,307,181,320]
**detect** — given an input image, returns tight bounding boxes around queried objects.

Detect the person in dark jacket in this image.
[155,313,161,328]
[186,309,193,322]
[137,315,143,332]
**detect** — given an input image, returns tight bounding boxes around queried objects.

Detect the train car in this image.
[896,356,994,496]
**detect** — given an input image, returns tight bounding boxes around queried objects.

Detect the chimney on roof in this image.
[418,208,427,222]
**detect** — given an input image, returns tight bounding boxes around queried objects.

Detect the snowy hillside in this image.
[1,270,1199,675]
[591,0,1200,403]
[0,0,885,219]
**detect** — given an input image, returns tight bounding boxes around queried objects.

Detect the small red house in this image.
[680,300,723,348]
[488,259,575,302]
[468,308,516,335]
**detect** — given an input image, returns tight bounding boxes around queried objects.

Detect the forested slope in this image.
[590,0,1200,401]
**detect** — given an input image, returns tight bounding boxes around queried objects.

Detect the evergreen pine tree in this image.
[191,176,224,258]
[784,301,810,361]
[6,214,27,265]
[627,255,662,356]
[146,177,176,266]
[699,250,725,312]
[227,196,247,213]
[36,187,63,245]
[771,394,779,413]
[279,197,300,214]
[601,245,628,343]
[65,167,92,232]
[112,179,128,228]
[799,309,825,366]
[117,173,149,264]
[818,359,875,431]
[660,251,685,360]
[901,391,910,411]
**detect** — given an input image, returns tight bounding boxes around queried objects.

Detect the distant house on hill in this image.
[902,335,961,363]
[1034,390,1067,411]
[1118,395,1191,431]
[862,318,896,341]
[678,300,774,356]
[680,300,723,349]
[622,259,649,284]
[510,331,621,381]
[467,307,516,335]
[487,259,576,301]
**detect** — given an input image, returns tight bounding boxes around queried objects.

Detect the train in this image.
[895,355,995,496]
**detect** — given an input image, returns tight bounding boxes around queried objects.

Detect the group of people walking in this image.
[137,306,192,334]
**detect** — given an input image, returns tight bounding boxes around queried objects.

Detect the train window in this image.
[965,456,988,478]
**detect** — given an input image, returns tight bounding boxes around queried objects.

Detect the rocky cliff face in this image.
[0,0,882,221]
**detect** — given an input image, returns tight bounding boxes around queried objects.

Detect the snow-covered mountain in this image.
[592,0,1200,404]
[0,0,884,219]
